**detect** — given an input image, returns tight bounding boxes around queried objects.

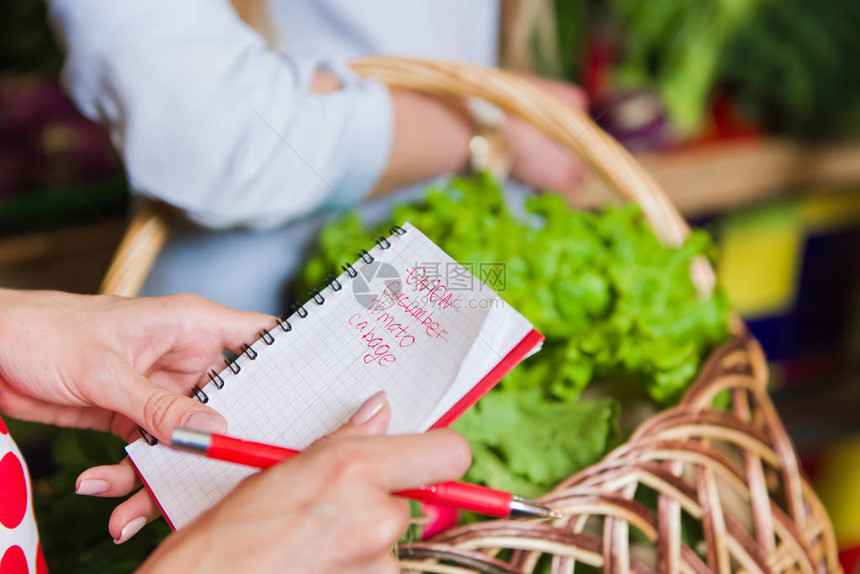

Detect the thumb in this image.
[96,356,226,443]
[318,391,390,444]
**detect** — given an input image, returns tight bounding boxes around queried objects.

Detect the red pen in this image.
[171,428,559,520]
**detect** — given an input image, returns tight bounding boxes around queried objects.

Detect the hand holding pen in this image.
[171,390,558,520]
[172,427,558,520]
[139,392,475,573]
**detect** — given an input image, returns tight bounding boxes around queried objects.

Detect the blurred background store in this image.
[1,0,858,571]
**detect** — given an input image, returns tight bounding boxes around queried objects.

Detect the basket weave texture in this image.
[99,57,840,573]
[399,334,838,574]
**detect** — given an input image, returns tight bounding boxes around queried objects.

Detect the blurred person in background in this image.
[46,0,586,546]
[48,0,587,313]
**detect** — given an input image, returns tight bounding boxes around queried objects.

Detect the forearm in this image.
[370,89,472,198]
[310,69,471,199]
[52,0,393,229]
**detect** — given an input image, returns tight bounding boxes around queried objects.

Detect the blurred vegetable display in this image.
[719,0,860,138]
[1,0,125,234]
[608,0,762,134]
[550,0,860,140]
[0,77,120,196]
[0,76,127,235]
[0,0,62,76]
[301,173,732,494]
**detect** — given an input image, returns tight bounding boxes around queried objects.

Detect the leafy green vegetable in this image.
[451,388,618,497]
[300,173,731,494]
[301,173,731,405]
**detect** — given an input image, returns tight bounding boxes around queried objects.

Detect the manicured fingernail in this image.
[182,411,227,434]
[114,517,146,545]
[350,391,387,425]
[76,479,110,496]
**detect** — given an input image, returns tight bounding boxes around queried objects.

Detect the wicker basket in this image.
[99,57,840,574]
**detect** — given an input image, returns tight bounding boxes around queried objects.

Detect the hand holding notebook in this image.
[128,223,543,529]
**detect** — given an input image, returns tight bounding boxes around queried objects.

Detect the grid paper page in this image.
[127,223,536,529]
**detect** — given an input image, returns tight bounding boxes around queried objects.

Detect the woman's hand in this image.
[371,73,588,201]
[0,289,273,540]
[0,289,271,440]
[504,74,589,196]
[138,394,471,574]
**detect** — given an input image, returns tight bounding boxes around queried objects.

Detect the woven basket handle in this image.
[100,56,715,297]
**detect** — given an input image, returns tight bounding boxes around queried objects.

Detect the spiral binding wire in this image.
[292,302,309,318]
[260,328,275,345]
[224,354,241,374]
[208,370,225,389]
[138,225,408,445]
[327,275,342,291]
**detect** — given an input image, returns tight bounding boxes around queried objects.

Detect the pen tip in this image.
[509,495,563,520]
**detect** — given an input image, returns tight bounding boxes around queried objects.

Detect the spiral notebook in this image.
[127,223,544,530]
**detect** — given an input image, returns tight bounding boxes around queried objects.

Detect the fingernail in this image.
[350,391,387,425]
[114,516,146,545]
[182,411,228,434]
[76,479,110,496]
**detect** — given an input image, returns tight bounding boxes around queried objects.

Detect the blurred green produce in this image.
[0,0,62,75]
[720,0,860,138]
[550,0,859,139]
[609,0,762,133]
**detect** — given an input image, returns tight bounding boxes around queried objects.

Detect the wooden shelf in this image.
[576,138,860,217]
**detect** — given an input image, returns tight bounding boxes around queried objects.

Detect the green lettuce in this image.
[300,173,731,493]
[452,389,618,498]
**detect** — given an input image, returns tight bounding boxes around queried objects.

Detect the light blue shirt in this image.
[50,0,499,313]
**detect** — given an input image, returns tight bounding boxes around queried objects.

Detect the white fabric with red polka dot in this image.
[0,417,47,574]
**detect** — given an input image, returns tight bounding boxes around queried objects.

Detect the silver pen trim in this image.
[509,494,562,520]
[171,428,213,453]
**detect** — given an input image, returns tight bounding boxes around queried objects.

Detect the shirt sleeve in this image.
[48,0,393,229]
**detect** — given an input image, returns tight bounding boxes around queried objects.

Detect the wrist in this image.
[369,88,472,198]
[466,98,512,180]
[137,526,209,574]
